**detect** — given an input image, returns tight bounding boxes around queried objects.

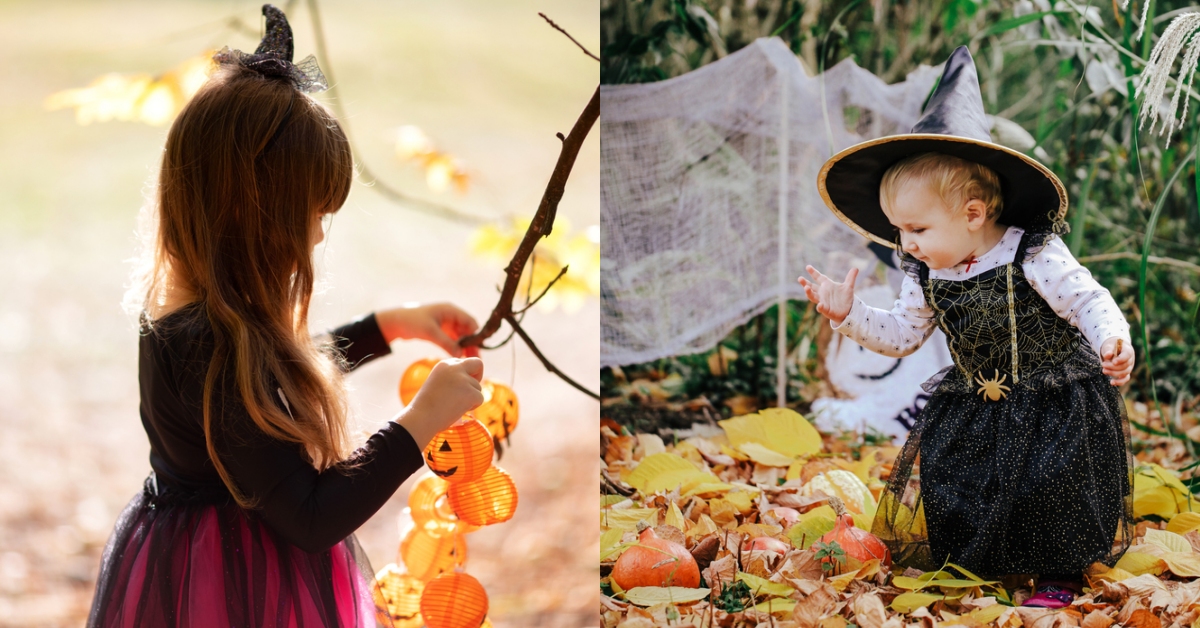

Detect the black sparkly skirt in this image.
[872,372,1135,576]
[86,475,391,628]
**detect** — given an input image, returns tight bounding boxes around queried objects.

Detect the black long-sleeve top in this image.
[138,303,424,553]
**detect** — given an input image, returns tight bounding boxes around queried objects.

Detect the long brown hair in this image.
[137,64,355,507]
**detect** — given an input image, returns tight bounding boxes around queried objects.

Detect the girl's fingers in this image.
[806,265,830,284]
[844,267,859,287]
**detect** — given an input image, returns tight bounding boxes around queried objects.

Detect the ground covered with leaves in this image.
[600,404,1200,628]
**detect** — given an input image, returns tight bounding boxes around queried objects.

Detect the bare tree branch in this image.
[505,314,599,400]
[538,12,600,61]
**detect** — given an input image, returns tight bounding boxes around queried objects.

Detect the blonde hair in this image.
[879,152,1003,221]
[130,63,355,508]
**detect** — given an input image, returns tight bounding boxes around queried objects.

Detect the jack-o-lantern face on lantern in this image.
[423,419,493,482]
[475,381,519,443]
[399,357,440,406]
[400,528,467,582]
[373,563,425,628]
[420,572,488,628]
[407,474,479,536]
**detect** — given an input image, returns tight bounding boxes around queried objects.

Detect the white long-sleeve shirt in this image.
[831,226,1131,358]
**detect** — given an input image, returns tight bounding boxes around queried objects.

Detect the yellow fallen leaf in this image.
[624,453,719,494]
[828,559,881,592]
[751,598,797,615]
[623,586,711,606]
[601,495,626,507]
[719,408,822,458]
[601,507,659,532]
[719,445,750,462]
[736,572,794,597]
[891,591,944,613]
[848,450,877,484]
[1135,485,1180,520]
[1088,565,1136,582]
[786,505,836,549]
[1144,528,1192,554]
[664,501,688,531]
[968,604,1008,624]
[709,498,740,528]
[1114,548,1167,576]
[600,528,625,560]
[1163,551,1200,578]
[738,442,797,467]
[852,513,874,531]
[682,482,736,498]
[687,514,720,538]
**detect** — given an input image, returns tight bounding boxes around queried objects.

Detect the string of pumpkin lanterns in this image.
[374,358,521,628]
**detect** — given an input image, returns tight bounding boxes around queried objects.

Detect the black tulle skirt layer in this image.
[87,478,391,628]
[872,373,1135,576]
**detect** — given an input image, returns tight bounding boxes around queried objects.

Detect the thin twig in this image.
[514,265,570,314]
[306,0,488,224]
[538,12,600,61]
[480,327,518,351]
[506,314,599,399]
[459,85,599,352]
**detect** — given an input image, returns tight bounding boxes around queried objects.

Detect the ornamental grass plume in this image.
[1123,1,1200,142]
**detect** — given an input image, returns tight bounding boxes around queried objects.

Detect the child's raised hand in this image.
[1100,337,1134,386]
[797,265,858,326]
[376,303,480,357]
[396,358,485,449]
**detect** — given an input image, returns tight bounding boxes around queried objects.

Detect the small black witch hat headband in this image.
[213,4,329,93]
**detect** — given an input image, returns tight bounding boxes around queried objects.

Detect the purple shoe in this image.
[1021,580,1080,609]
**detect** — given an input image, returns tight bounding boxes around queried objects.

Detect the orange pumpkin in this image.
[812,496,891,570]
[373,563,425,628]
[475,381,519,442]
[420,572,488,628]
[611,521,701,589]
[399,357,440,406]
[407,474,479,536]
[399,528,467,582]
[424,419,494,482]
[447,465,518,526]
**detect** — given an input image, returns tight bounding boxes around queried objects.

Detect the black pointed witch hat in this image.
[816,46,1067,248]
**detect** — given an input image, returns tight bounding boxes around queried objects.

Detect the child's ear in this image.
[964,199,989,231]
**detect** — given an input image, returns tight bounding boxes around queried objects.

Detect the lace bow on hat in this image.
[213,4,329,93]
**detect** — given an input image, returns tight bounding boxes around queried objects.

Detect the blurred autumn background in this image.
[0,1,598,626]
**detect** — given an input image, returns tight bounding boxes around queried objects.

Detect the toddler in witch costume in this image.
[799,47,1136,608]
[87,6,485,627]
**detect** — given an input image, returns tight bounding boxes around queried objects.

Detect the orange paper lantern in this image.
[420,572,488,628]
[475,381,519,442]
[373,563,425,628]
[407,474,479,536]
[399,357,440,406]
[447,465,518,526]
[399,528,467,582]
[424,419,494,482]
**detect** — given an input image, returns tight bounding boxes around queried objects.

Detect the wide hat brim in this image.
[817,135,1067,248]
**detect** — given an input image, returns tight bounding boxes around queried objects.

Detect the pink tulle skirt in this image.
[87,477,390,628]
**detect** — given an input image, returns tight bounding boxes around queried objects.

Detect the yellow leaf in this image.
[708,498,740,528]
[600,528,625,560]
[624,453,718,494]
[725,491,755,514]
[623,586,711,606]
[664,501,688,531]
[719,445,750,462]
[1163,552,1200,578]
[1144,528,1192,554]
[786,505,836,548]
[719,408,823,458]
[786,460,805,481]
[891,591,944,613]
[601,507,659,532]
[1089,565,1136,582]
[738,442,797,467]
[751,599,797,615]
[601,495,626,507]
[968,604,1008,624]
[849,450,877,484]
[736,572,794,597]
[1134,485,1179,520]
[852,513,874,531]
[687,514,720,538]
[682,482,736,498]
[1114,549,1167,576]
[890,576,923,590]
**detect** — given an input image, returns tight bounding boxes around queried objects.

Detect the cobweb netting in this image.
[601,37,940,368]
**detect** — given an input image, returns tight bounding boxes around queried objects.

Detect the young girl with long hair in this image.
[87,6,482,627]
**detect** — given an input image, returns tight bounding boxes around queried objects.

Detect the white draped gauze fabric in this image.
[601,37,941,368]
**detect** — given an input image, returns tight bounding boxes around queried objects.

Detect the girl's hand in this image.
[797,265,858,326]
[396,358,485,449]
[376,303,480,357]
[1100,337,1134,386]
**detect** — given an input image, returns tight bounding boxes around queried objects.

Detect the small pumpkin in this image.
[420,572,488,628]
[423,419,494,482]
[407,474,479,536]
[611,520,701,589]
[373,563,424,628]
[811,496,891,569]
[399,528,467,582]
[399,357,440,406]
